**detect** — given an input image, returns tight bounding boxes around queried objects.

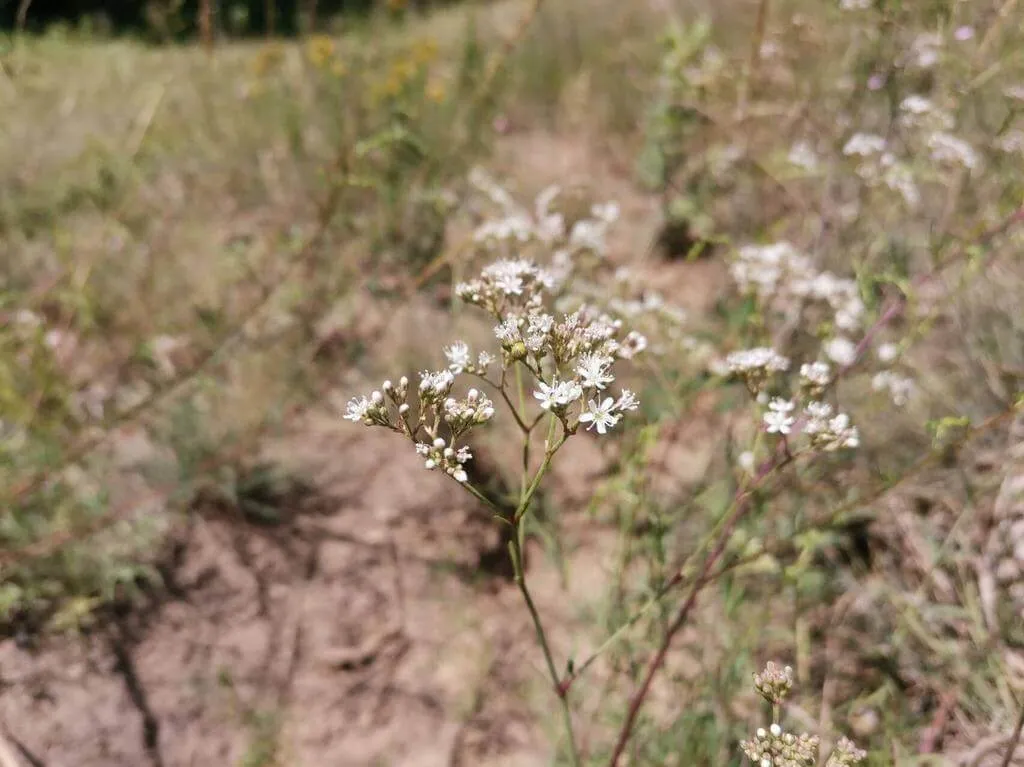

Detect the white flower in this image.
[578,397,621,434]
[882,163,921,208]
[477,351,495,368]
[618,331,648,359]
[927,131,980,170]
[577,353,615,390]
[615,389,640,412]
[834,297,865,332]
[494,272,524,295]
[570,219,608,254]
[419,369,456,395]
[456,446,472,463]
[824,337,858,367]
[1005,84,1024,101]
[527,312,554,337]
[909,32,942,69]
[769,397,795,413]
[14,309,42,328]
[996,130,1024,154]
[900,95,934,115]
[787,140,819,171]
[804,401,834,436]
[876,342,899,362]
[764,409,794,435]
[592,201,620,223]
[726,347,791,374]
[344,396,370,423]
[954,25,974,41]
[452,468,469,483]
[415,443,430,455]
[738,451,756,474]
[843,133,887,157]
[872,371,916,405]
[826,412,860,449]
[444,341,472,374]
[533,379,583,410]
[494,317,521,343]
[840,0,871,8]
[800,361,831,386]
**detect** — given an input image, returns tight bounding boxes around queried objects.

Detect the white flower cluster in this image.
[897,95,953,132]
[343,373,495,484]
[571,270,689,358]
[726,346,791,376]
[787,140,819,172]
[729,242,867,342]
[466,168,620,260]
[842,94,979,211]
[741,722,820,767]
[871,370,916,406]
[926,131,981,171]
[759,396,859,450]
[455,258,560,314]
[344,208,650,486]
[743,663,865,767]
[843,133,920,207]
[801,400,860,450]
[907,31,943,70]
[995,130,1024,155]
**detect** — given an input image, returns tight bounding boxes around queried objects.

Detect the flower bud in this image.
[433,437,445,449]
[399,403,410,414]
[508,340,528,361]
[424,459,436,470]
[383,380,393,390]
[371,391,384,404]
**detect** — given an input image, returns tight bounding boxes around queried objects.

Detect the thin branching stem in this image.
[504,415,580,766]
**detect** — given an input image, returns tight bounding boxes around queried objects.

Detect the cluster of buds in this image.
[802,401,860,451]
[416,437,473,484]
[442,387,495,433]
[824,738,868,767]
[343,376,411,429]
[742,664,866,767]
[753,662,794,704]
[799,361,832,397]
[343,371,494,485]
[741,723,820,767]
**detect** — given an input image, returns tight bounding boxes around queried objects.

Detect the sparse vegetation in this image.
[1,0,1023,765]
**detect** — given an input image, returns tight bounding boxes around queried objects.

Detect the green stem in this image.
[509,531,581,767]
[502,412,578,766]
